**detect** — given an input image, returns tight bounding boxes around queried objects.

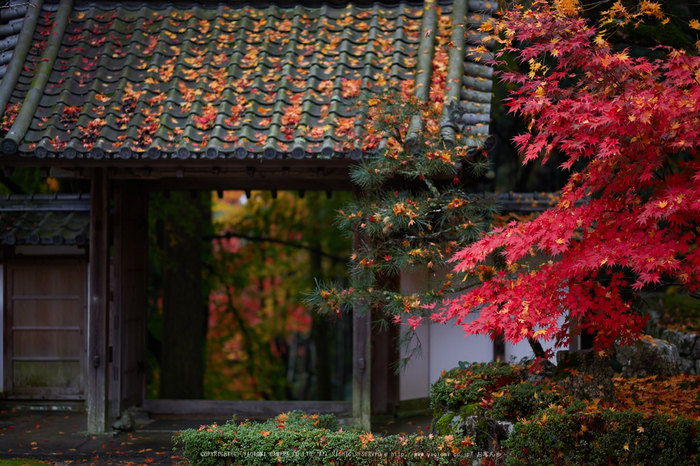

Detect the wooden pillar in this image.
[370,313,400,414]
[353,309,371,430]
[351,196,372,429]
[111,181,148,416]
[493,334,506,362]
[351,183,372,430]
[87,168,110,433]
[370,275,400,414]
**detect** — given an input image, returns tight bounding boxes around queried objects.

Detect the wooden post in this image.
[87,168,110,433]
[351,202,372,429]
[371,274,400,414]
[112,181,148,416]
[493,334,506,362]
[353,308,371,430]
[370,311,400,415]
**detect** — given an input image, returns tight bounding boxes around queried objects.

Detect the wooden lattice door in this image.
[4,258,87,399]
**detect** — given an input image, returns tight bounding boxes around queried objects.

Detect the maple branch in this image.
[651,168,666,182]
[446,281,483,295]
[205,232,346,263]
[393,128,403,146]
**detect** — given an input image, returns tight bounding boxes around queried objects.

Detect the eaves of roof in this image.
[0,0,495,165]
[0,192,560,246]
[0,193,90,245]
[493,191,563,213]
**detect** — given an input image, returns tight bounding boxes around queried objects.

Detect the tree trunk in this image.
[528,337,546,359]
[159,192,208,399]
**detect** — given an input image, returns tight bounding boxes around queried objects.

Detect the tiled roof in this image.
[0,0,494,162]
[494,192,563,213]
[0,1,32,81]
[0,193,90,245]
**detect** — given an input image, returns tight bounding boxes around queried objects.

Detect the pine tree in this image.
[305,90,496,360]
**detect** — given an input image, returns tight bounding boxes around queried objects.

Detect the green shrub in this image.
[431,361,700,465]
[430,362,522,416]
[505,408,700,466]
[431,361,567,434]
[489,380,566,422]
[173,411,477,466]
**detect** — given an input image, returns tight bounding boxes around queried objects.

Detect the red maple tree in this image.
[437,1,700,353]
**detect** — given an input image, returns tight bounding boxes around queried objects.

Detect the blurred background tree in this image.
[147,190,352,401]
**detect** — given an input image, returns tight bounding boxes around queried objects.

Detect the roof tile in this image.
[0,193,90,245]
[0,0,495,161]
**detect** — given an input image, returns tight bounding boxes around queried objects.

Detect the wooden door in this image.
[5,259,87,399]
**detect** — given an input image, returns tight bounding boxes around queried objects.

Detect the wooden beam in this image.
[143,400,352,418]
[145,177,354,192]
[87,168,110,433]
[0,156,356,171]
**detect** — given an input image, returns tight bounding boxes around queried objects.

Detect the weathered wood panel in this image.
[143,399,352,418]
[13,300,81,327]
[5,259,86,399]
[12,266,83,295]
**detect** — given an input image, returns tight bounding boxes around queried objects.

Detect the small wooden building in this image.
[0,0,495,432]
[0,194,89,400]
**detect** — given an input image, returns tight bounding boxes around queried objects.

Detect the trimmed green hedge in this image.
[173,411,478,466]
[430,361,522,417]
[433,360,700,465]
[505,407,700,465]
[177,362,700,465]
[431,361,566,431]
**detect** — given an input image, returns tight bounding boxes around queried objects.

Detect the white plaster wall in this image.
[399,269,430,401]
[398,266,570,400]
[399,268,494,400]
[399,323,430,401]
[505,314,568,363]
[429,319,493,384]
[399,320,496,401]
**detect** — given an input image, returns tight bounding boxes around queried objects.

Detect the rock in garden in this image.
[556,349,618,405]
[112,411,134,432]
[524,358,556,383]
[661,329,698,357]
[614,337,681,378]
[456,415,512,453]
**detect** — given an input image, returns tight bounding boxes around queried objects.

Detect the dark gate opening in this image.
[145,190,353,404]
